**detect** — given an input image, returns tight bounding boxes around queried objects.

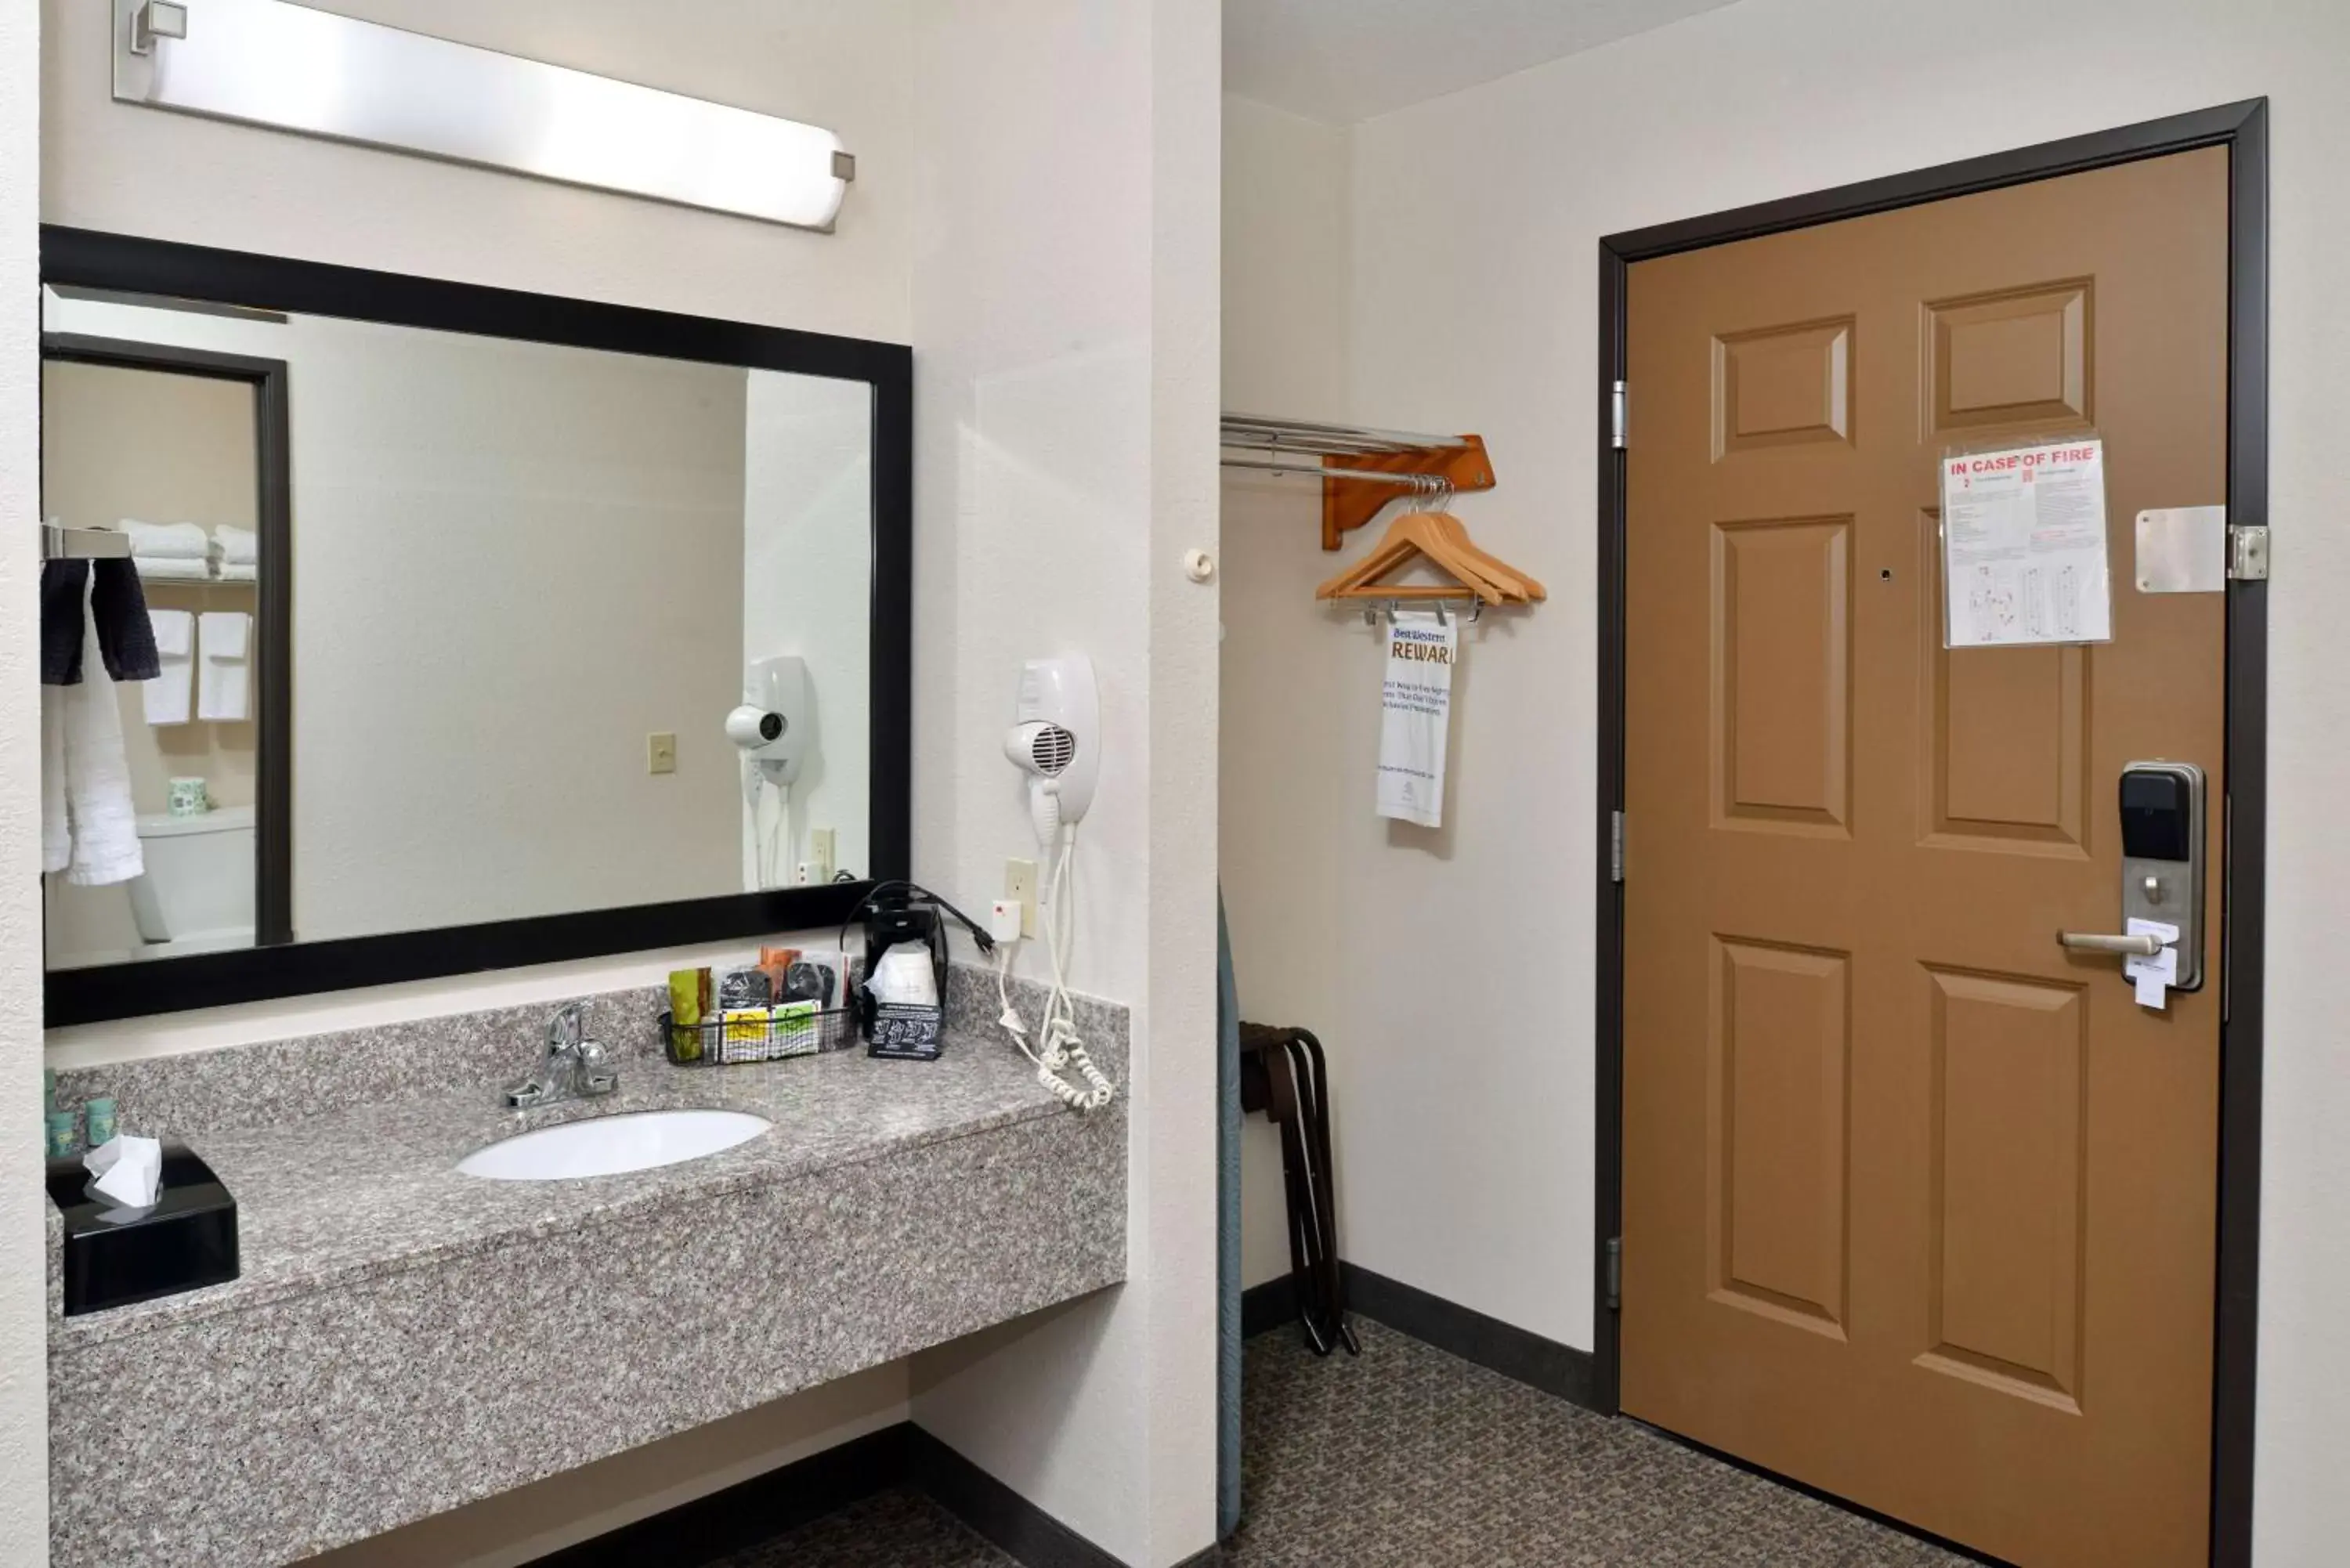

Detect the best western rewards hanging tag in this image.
[1375,611,1456,829]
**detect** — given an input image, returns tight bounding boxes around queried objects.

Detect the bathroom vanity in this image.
[45,971,1126,1567]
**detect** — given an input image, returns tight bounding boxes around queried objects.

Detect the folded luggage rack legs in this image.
[1240,1022,1357,1357]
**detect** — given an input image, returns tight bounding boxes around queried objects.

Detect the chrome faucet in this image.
[503,1000,618,1109]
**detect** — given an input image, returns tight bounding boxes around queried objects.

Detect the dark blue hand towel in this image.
[41,558,161,686]
[40,559,87,686]
[92,558,160,681]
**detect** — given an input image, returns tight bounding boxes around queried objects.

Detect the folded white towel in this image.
[212,525,259,565]
[145,609,194,726]
[197,610,251,722]
[135,555,214,583]
[121,520,211,560]
[200,611,250,661]
[216,561,258,583]
[150,610,193,659]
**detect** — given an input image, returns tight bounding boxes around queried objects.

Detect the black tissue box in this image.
[45,1144,238,1317]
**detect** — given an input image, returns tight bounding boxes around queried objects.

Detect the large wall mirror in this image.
[41,229,910,1024]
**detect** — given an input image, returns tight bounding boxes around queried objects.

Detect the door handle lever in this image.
[2057,930,2166,957]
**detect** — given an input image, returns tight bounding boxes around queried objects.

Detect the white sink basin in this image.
[457,1108,770,1181]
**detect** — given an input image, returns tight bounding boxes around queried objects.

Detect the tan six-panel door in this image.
[1622,150,2228,1567]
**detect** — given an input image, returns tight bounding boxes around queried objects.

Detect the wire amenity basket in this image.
[660,1004,856,1066]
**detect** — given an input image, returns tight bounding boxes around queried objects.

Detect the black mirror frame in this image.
[39,226,912,1026]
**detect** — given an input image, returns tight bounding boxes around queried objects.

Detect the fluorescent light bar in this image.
[112,0,853,231]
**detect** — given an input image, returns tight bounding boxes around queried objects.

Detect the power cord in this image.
[996,822,1115,1112]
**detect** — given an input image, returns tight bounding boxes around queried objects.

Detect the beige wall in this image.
[0,0,44,1557]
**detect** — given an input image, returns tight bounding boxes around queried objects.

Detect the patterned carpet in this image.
[725,1320,1969,1566]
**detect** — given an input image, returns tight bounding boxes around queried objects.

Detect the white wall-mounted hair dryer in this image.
[730,655,810,798]
[1003,654,1097,851]
[732,655,810,888]
[995,651,1114,1112]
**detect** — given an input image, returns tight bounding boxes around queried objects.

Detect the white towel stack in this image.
[213,525,259,583]
[123,519,213,583]
[197,611,251,722]
[144,609,196,726]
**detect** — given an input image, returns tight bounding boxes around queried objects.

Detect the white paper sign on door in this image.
[1940,437,2113,648]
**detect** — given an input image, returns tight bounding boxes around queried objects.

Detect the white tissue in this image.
[868,946,940,1007]
[84,1133,163,1211]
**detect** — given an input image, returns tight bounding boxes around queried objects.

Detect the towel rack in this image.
[41,523,131,561]
[1220,414,1497,551]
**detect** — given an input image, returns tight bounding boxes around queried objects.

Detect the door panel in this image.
[1712,936,1851,1335]
[1622,149,2228,1567]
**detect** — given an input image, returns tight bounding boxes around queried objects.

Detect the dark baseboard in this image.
[906,1425,1124,1568]
[529,1422,909,1568]
[1244,1262,1600,1411]
[1240,1274,1296,1339]
[1344,1262,1600,1410]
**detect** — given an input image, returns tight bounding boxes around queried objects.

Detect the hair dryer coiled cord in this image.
[996,824,1115,1112]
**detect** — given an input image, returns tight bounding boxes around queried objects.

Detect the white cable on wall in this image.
[997,822,1115,1112]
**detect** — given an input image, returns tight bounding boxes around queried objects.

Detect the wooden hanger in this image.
[1314,506,1543,606]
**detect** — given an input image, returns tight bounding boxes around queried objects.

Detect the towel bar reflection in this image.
[42,524,132,561]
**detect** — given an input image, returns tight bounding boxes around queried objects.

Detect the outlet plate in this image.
[808,826,836,883]
[1004,858,1038,940]
[646,732,677,775]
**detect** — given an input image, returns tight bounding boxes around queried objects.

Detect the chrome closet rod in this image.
[1217,454,1430,484]
[1220,413,1469,451]
[1220,432,1420,455]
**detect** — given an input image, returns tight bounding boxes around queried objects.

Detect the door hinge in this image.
[1610,810,1625,883]
[1610,381,1629,450]
[1605,1237,1622,1311]
[2228,525,2269,581]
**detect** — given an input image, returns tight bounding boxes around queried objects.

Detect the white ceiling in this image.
[1225,0,1741,125]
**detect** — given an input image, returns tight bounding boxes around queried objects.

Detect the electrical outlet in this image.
[1004,858,1038,940]
[795,862,816,887]
[989,899,1025,944]
[646,732,677,775]
[808,826,836,883]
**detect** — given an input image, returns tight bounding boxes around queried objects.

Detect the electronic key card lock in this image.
[2058,761,2206,992]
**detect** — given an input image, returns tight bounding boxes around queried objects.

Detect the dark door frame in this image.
[1592,99,2268,1567]
[39,331,296,951]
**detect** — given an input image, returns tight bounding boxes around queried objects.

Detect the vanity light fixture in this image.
[111,0,855,231]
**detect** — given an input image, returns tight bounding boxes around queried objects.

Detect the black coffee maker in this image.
[839,881,996,1060]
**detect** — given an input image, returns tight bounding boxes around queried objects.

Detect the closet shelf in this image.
[1220,413,1496,551]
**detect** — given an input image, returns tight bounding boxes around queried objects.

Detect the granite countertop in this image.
[53,1032,1088,1349]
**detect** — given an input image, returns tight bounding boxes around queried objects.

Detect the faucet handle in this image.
[548,1000,588,1052]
